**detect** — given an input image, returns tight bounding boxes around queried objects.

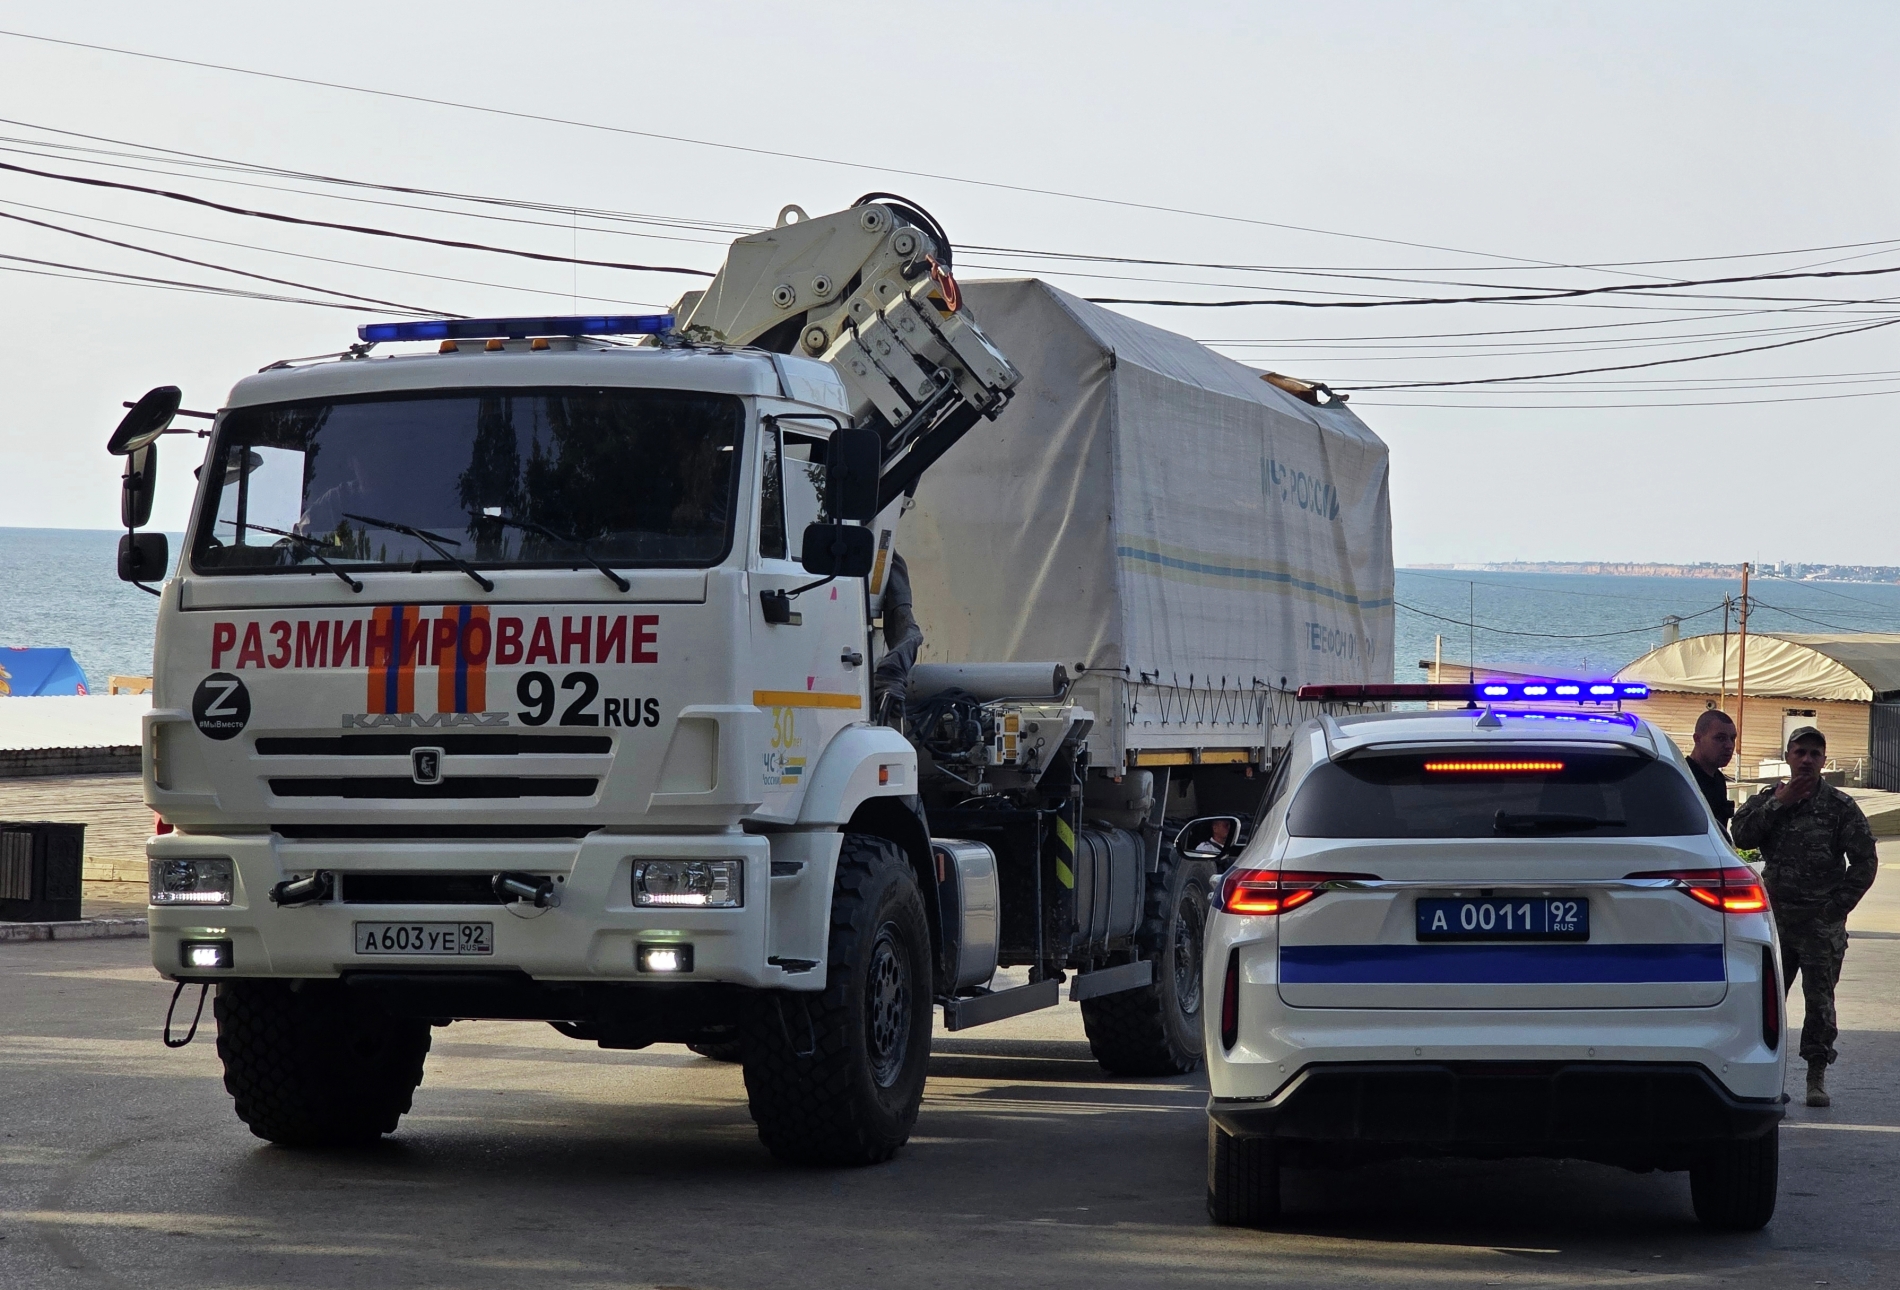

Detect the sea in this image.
[7,527,1900,689]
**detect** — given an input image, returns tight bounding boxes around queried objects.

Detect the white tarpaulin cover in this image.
[1618,631,1900,703]
[901,279,1394,758]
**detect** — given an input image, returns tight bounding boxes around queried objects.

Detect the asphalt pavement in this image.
[4,850,1899,1289]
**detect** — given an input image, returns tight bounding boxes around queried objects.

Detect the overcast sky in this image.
[1,3,1895,566]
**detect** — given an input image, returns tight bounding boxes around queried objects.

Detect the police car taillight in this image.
[1626,867,1769,914]
[1218,869,1376,915]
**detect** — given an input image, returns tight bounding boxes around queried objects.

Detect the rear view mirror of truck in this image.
[121,443,158,530]
[800,522,875,577]
[118,531,169,583]
[823,426,883,521]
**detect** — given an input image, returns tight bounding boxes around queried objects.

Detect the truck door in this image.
[751,423,869,818]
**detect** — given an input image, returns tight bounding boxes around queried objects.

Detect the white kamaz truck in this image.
[112,197,1394,1165]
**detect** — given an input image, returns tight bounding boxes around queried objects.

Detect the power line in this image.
[1356,384,1900,410]
[0,27,1593,268]
[1747,599,1900,633]
[0,206,452,315]
[1338,317,1900,390]
[1395,599,1726,640]
[0,195,671,310]
[1084,258,1900,311]
[0,252,429,313]
[0,158,715,276]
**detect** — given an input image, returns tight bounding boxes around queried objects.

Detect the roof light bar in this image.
[357,314,674,343]
[1297,681,1647,702]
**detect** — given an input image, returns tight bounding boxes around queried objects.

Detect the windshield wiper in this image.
[342,512,494,592]
[473,509,630,592]
[1494,811,1626,833]
[218,519,363,592]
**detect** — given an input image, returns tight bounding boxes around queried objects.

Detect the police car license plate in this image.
[1415,898,1588,941]
[353,922,493,956]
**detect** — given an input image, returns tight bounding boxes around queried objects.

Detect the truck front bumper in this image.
[148,829,824,990]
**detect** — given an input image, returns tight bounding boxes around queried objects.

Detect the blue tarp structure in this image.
[0,648,91,696]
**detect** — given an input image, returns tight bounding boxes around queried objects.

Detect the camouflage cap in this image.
[1786,725,1826,750]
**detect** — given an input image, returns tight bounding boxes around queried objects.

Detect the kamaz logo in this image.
[342,711,512,728]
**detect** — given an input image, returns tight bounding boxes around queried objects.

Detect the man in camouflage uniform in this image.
[1732,726,1878,1107]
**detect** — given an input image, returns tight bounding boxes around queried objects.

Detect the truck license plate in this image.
[1415,898,1588,941]
[353,922,493,956]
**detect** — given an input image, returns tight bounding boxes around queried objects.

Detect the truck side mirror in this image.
[824,427,883,521]
[800,522,874,577]
[118,531,169,583]
[1175,815,1244,864]
[121,443,158,530]
[108,386,182,456]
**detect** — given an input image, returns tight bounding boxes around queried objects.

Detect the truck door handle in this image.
[841,649,864,668]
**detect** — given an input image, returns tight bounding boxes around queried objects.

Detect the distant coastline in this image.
[1404,561,1900,585]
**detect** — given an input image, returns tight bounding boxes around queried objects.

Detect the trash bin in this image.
[0,822,85,922]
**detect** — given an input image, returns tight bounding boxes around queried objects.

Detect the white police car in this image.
[1185,682,1785,1231]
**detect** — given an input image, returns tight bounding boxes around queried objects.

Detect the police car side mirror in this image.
[118,531,169,583]
[1175,815,1243,864]
[800,522,875,577]
[121,442,158,530]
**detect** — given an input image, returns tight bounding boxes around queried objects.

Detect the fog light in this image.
[632,860,742,908]
[637,943,693,974]
[180,940,233,970]
[151,858,234,907]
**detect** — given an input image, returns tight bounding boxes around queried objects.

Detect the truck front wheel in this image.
[740,834,933,1166]
[213,979,432,1147]
[1081,851,1214,1076]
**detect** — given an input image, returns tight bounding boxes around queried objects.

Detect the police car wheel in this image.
[740,834,932,1166]
[1081,852,1214,1076]
[1206,1118,1281,1227]
[214,979,431,1147]
[1689,1128,1779,1231]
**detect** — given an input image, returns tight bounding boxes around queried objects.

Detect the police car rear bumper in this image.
[1210,1061,1783,1163]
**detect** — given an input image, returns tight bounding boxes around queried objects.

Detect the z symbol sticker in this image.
[192,672,251,740]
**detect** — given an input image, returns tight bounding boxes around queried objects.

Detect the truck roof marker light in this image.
[439,340,458,353]
[1424,760,1565,773]
[359,314,675,343]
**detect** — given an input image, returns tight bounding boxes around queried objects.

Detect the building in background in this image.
[1616,633,1900,788]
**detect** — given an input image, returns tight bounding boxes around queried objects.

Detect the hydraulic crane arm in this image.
[678,197,1021,510]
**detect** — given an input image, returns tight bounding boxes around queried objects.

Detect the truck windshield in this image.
[1286,746,1707,838]
[190,387,744,575]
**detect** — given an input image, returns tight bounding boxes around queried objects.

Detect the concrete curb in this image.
[0,917,149,943]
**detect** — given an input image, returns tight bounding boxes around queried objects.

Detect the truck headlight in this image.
[631,859,742,908]
[150,858,235,906]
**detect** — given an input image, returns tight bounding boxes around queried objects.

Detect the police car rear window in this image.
[1286,747,1707,839]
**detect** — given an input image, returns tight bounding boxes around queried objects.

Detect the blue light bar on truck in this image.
[357,314,675,343]
[1297,681,1648,702]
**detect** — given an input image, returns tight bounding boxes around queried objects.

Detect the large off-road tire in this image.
[1207,1118,1281,1227]
[1690,1128,1779,1231]
[740,834,933,1166]
[1081,851,1214,1076]
[213,979,432,1147]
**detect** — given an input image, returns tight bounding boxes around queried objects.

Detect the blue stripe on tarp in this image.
[1280,943,1726,985]
[1113,544,1395,610]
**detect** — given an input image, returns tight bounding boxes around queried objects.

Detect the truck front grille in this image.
[340,872,506,904]
[256,733,612,756]
[269,777,598,799]
[273,824,599,840]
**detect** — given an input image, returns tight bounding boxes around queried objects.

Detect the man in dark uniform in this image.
[1732,726,1879,1107]
[1686,708,1737,839]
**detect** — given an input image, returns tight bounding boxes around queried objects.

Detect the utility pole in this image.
[1736,564,1751,774]
[1720,596,1732,712]
[1468,583,1475,684]
[1434,632,1443,682]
